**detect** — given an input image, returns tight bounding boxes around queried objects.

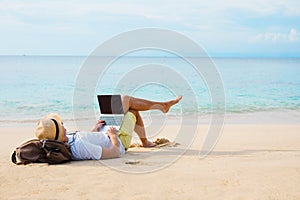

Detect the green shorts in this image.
[118,111,136,150]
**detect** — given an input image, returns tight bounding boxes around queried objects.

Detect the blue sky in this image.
[0,0,299,57]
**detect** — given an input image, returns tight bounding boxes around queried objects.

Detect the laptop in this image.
[97,95,124,126]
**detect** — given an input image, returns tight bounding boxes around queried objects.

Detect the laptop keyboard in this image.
[100,116,123,126]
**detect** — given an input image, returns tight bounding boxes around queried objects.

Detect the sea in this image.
[0,56,299,126]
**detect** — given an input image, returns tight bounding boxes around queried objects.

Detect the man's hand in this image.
[101,126,120,159]
[107,127,119,147]
[91,120,106,132]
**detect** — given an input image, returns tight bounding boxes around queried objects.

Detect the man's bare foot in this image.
[142,139,157,148]
[162,96,183,113]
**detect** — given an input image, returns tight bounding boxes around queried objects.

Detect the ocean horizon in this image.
[0,55,299,126]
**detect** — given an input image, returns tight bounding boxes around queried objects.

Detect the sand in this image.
[0,123,300,199]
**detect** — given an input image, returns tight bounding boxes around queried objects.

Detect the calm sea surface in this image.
[0,56,299,124]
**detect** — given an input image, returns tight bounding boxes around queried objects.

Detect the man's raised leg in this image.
[122,95,182,114]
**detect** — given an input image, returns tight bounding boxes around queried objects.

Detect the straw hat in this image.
[35,113,65,142]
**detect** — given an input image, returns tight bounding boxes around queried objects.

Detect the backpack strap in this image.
[11,150,27,165]
[11,150,17,164]
[66,131,77,145]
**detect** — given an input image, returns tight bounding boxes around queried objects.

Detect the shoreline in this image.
[1,110,299,127]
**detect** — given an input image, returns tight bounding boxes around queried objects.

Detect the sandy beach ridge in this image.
[0,123,299,199]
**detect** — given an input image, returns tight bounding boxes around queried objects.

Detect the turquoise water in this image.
[0,56,299,123]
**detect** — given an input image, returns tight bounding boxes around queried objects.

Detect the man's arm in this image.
[100,127,120,159]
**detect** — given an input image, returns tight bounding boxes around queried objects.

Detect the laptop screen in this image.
[97,95,124,114]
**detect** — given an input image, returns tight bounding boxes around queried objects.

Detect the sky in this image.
[0,0,299,57]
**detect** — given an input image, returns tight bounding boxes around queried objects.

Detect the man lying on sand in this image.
[35,95,182,160]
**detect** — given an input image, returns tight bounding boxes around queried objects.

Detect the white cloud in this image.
[0,0,299,55]
[288,28,300,42]
[255,28,300,43]
[0,0,299,31]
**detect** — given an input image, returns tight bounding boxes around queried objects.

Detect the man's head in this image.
[35,113,66,142]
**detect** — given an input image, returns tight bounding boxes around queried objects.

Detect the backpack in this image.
[11,139,72,165]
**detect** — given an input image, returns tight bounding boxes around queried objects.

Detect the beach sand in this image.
[0,123,300,199]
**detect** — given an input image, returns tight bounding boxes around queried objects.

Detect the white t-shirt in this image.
[67,127,126,160]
